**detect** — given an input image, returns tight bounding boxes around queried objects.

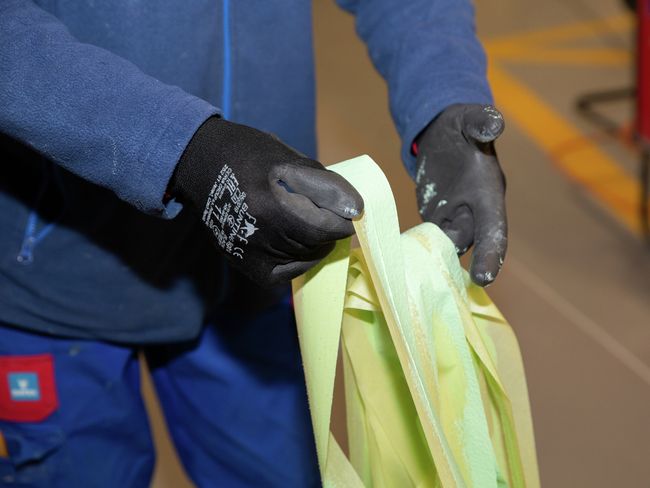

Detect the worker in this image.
[0,0,507,486]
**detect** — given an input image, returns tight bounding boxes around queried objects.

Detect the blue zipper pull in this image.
[17,211,55,265]
[17,235,36,264]
[17,165,66,265]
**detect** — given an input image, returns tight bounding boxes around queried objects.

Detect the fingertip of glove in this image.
[470,252,507,287]
[470,255,502,287]
[471,268,497,287]
[343,198,363,219]
[465,105,505,143]
[328,173,364,219]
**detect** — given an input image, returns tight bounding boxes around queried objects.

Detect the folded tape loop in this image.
[292,155,539,488]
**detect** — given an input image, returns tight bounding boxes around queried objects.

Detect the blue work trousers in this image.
[0,298,320,487]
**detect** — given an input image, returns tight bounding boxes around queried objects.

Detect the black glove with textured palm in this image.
[415,104,507,286]
[170,117,364,286]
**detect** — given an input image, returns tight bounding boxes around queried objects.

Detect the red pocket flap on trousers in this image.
[0,354,58,422]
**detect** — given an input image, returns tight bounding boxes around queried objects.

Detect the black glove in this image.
[415,104,507,286]
[170,117,363,286]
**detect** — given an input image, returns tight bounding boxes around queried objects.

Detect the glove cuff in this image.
[168,115,226,206]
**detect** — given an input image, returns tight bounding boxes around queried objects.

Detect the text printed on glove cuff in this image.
[202,165,258,260]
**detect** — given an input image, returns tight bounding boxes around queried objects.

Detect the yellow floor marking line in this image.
[487,46,629,66]
[486,13,632,50]
[484,14,646,233]
[487,63,642,233]
[484,12,632,67]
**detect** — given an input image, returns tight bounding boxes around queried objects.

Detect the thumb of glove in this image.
[461,105,505,144]
[273,163,363,220]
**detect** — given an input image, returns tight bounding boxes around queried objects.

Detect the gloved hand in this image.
[169,117,363,286]
[415,104,507,286]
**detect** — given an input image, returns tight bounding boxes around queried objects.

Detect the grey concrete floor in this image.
[149,1,650,486]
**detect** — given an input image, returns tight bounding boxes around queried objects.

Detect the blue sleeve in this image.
[336,0,493,178]
[0,0,219,217]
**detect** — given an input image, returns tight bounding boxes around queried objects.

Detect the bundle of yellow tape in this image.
[292,155,539,488]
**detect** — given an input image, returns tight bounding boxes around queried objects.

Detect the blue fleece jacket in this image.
[0,0,491,343]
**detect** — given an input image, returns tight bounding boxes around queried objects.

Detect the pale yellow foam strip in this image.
[293,156,503,487]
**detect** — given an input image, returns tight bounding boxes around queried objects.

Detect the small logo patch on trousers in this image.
[0,354,57,422]
[8,373,40,401]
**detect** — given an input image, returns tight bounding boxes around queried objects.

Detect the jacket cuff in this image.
[133,96,220,219]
